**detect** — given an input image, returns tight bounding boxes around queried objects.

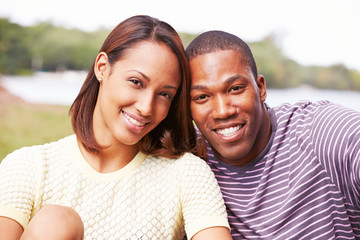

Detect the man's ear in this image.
[94,52,109,81]
[256,75,267,103]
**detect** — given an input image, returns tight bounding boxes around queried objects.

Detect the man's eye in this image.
[230,86,243,92]
[194,95,208,101]
[197,95,207,100]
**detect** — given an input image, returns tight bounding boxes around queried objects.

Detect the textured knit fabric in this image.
[0,135,229,240]
[206,101,360,239]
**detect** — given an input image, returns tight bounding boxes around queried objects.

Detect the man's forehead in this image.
[189,50,248,74]
[190,49,241,63]
[190,53,253,85]
[190,72,251,91]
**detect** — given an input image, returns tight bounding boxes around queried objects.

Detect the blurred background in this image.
[1,0,360,159]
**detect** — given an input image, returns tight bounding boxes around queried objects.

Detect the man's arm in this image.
[312,103,360,206]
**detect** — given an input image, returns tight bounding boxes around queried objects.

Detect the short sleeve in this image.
[179,153,230,239]
[311,103,360,208]
[0,146,42,229]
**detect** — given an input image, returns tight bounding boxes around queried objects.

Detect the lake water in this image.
[1,71,360,112]
[1,71,87,106]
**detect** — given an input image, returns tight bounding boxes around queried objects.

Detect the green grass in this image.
[0,102,73,161]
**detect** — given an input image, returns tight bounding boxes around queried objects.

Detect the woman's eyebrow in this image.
[128,70,178,90]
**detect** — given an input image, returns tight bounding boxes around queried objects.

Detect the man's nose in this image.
[212,95,236,119]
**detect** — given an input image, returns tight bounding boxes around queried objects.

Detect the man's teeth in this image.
[124,113,145,127]
[216,125,240,137]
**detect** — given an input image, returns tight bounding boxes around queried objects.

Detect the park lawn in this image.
[0,101,73,161]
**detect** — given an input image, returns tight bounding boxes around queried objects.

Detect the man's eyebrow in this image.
[191,74,243,90]
[191,84,206,90]
[226,74,242,84]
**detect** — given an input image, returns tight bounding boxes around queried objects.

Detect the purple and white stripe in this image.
[207,101,360,239]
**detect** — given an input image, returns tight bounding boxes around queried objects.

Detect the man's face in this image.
[189,50,270,166]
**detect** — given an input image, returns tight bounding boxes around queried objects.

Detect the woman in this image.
[0,15,231,239]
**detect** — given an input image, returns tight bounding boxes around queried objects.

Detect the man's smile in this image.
[215,125,242,137]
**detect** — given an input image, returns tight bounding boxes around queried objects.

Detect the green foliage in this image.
[179,32,198,48]
[0,18,360,90]
[250,36,302,88]
[303,64,358,90]
[252,36,360,90]
[28,23,109,71]
[27,23,109,71]
[0,19,109,73]
[0,19,32,74]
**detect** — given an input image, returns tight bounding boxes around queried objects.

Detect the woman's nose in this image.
[135,91,155,116]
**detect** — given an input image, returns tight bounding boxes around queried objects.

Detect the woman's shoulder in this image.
[149,152,206,164]
[177,152,207,165]
[146,152,211,174]
[2,135,75,165]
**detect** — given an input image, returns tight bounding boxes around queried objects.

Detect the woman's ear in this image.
[94,52,109,82]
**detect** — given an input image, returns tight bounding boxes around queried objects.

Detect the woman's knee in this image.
[21,205,84,240]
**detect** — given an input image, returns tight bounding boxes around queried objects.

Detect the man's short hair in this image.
[186,30,258,79]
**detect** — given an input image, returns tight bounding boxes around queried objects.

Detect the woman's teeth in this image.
[124,112,146,127]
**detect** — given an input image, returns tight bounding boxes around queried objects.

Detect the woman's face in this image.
[94,41,181,147]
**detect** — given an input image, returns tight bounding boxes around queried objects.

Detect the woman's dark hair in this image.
[69,15,203,159]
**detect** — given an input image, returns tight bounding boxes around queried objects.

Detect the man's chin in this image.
[211,144,250,166]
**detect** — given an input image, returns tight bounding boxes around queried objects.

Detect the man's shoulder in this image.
[271,100,359,120]
[269,100,344,120]
[271,100,329,112]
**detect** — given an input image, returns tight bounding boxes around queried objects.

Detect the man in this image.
[186,31,360,239]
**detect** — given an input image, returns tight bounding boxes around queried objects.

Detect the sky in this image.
[1,0,360,72]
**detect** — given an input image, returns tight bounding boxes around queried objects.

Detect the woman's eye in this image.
[130,78,142,87]
[160,92,172,100]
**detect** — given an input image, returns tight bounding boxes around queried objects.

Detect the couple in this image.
[0,15,359,239]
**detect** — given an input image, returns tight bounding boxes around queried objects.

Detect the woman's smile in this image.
[122,110,150,131]
[94,41,180,147]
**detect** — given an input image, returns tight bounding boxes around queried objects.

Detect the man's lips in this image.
[214,124,244,137]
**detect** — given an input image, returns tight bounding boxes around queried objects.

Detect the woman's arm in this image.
[0,147,42,237]
[179,153,231,239]
[192,226,232,240]
[0,216,23,240]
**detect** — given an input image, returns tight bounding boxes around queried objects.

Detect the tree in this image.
[0,19,32,74]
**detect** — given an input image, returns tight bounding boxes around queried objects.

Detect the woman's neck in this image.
[78,138,139,174]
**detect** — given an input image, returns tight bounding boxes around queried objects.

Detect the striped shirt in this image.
[206,101,360,239]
